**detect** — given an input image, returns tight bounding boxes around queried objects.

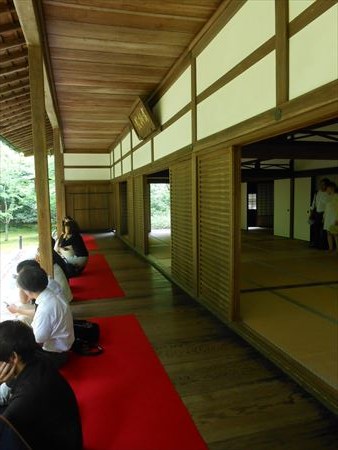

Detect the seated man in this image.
[14,266,74,368]
[0,320,82,450]
[7,258,72,326]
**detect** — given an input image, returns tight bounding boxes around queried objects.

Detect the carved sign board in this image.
[129,98,158,140]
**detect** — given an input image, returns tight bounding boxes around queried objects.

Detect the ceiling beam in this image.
[0,95,30,109]
[0,61,28,76]
[242,141,338,160]
[14,0,61,130]
[0,73,29,86]
[0,91,29,102]
[0,82,30,96]
[0,37,26,51]
[0,21,21,34]
[0,48,28,65]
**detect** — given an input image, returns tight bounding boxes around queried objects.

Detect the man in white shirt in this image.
[15,266,74,368]
[309,178,330,249]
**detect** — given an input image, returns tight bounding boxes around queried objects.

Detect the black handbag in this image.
[72,320,103,356]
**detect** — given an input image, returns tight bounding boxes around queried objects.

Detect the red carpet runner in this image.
[61,315,207,450]
[70,254,125,301]
[82,234,98,250]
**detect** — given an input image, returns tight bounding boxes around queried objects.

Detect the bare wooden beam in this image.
[242,141,338,160]
[0,21,21,34]
[0,48,28,65]
[29,44,53,275]
[0,95,30,108]
[0,105,31,120]
[0,72,29,86]
[0,4,16,14]
[0,82,30,95]
[0,61,28,76]
[0,37,26,51]
[14,0,61,131]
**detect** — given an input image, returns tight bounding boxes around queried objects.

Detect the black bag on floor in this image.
[72,320,103,356]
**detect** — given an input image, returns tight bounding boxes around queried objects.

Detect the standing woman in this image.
[55,219,88,275]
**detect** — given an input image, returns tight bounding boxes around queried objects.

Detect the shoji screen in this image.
[170,159,194,293]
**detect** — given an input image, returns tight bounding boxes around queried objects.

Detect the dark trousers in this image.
[310,212,327,249]
[41,350,69,369]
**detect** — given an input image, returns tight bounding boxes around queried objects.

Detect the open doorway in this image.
[239,119,338,392]
[147,170,171,272]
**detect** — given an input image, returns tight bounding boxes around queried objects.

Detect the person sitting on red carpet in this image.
[55,217,88,276]
[0,320,82,450]
[12,266,74,369]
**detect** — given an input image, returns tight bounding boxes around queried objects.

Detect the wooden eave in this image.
[0,0,53,155]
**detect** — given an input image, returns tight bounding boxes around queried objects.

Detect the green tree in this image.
[0,143,56,239]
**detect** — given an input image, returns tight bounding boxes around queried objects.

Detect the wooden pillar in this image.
[53,127,65,235]
[29,45,53,276]
[275,0,289,105]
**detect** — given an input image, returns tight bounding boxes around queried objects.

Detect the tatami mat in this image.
[240,291,338,389]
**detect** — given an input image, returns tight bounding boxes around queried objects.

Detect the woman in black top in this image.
[55,219,88,275]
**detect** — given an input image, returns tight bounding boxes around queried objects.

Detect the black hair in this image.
[16,259,40,274]
[327,181,337,190]
[0,321,37,363]
[64,219,80,235]
[17,266,48,293]
[320,178,330,186]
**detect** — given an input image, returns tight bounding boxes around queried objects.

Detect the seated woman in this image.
[55,219,88,275]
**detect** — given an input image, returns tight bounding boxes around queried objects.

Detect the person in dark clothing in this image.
[55,219,88,275]
[0,320,82,450]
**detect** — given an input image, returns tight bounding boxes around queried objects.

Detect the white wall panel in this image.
[154,112,192,161]
[114,144,121,162]
[64,153,110,166]
[110,167,114,179]
[133,141,152,170]
[290,5,338,99]
[64,168,110,181]
[196,0,275,95]
[197,52,276,140]
[122,155,132,174]
[289,0,316,21]
[114,162,122,178]
[153,67,191,124]
[121,132,131,155]
[131,129,142,148]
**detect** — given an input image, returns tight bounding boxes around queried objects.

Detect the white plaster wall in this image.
[131,129,142,148]
[122,155,132,174]
[110,166,114,179]
[197,52,276,140]
[154,112,192,161]
[289,5,338,99]
[114,162,122,178]
[64,153,110,166]
[133,141,152,170]
[114,144,121,162]
[153,67,191,124]
[196,0,275,95]
[64,168,110,181]
[121,132,131,155]
[289,0,316,21]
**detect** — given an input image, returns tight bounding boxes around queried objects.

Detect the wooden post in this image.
[275,0,289,105]
[29,45,53,276]
[53,127,65,235]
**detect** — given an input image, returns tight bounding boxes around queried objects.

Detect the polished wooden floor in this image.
[71,233,338,450]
